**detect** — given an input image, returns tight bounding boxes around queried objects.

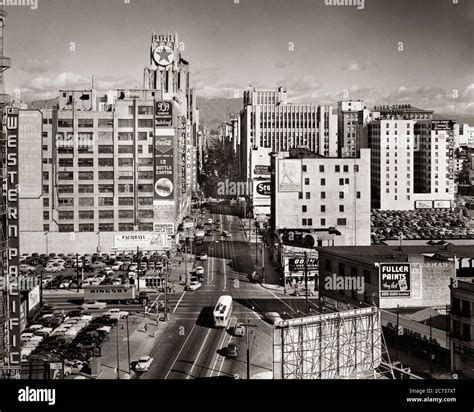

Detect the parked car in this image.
[135,356,154,372]
[106,308,129,320]
[81,301,107,310]
[185,281,202,291]
[195,266,204,275]
[233,323,246,337]
[264,312,283,325]
[293,288,315,297]
[221,231,231,237]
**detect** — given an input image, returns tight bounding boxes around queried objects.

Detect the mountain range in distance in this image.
[25,96,474,131]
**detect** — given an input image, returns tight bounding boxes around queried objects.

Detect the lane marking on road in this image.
[172,291,186,313]
[186,328,212,380]
[209,321,233,377]
[165,323,197,379]
[217,326,234,377]
[264,289,298,314]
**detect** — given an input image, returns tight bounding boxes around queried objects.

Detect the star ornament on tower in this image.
[153,45,174,66]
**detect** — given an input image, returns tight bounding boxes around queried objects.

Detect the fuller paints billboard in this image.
[379,263,411,297]
[154,128,174,201]
[278,159,302,192]
[114,232,168,251]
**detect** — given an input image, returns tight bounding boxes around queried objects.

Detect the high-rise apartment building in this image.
[369,105,454,210]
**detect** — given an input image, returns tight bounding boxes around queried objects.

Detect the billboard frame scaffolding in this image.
[273,306,382,379]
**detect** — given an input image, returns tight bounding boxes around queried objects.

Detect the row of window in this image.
[55,223,154,232]
[301,164,359,173]
[54,209,153,220]
[57,117,156,129]
[301,205,346,213]
[302,218,347,226]
[50,197,153,207]
[52,171,153,180]
[55,184,152,194]
[298,191,361,200]
[57,158,153,167]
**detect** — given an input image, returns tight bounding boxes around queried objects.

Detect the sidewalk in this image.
[96,314,164,379]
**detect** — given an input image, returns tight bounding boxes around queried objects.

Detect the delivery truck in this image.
[83,285,147,305]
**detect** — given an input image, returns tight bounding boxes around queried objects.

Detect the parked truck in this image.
[83,285,147,305]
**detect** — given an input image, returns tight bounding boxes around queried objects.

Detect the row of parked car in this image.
[22,308,128,376]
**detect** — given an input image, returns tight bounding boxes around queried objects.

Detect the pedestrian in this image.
[144,323,148,332]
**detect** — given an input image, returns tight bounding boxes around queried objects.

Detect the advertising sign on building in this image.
[254,165,270,175]
[18,111,42,198]
[434,200,451,209]
[154,128,174,202]
[288,257,319,272]
[155,101,173,126]
[28,285,40,314]
[415,200,433,209]
[114,232,168,251]
[255,181,271,196]
[153,223,175,235]
[4,105,21,365]
[380,263,411,297]
[278,159,302,192]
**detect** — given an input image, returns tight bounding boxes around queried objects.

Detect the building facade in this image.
[17,32,199,254]
[450,278,474,378]
[240,87,338,217]
[369,105,454,210]
[270,148,371,247]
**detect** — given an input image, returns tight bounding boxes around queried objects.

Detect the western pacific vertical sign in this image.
[5,106,21,368]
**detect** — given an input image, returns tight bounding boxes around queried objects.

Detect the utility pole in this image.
[137,246,141,292]
[396,304,400,362]
[246,319,258,379]
[126,316,131,374]
[39,269,44,307]
[76,253,79,293]
[164,264,169,321]
[304,251,309,315]
[429,314,433,374]
[255,221,258,264]
[116,322,120,380]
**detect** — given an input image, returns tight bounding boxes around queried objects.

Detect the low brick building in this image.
[316,245,474,309]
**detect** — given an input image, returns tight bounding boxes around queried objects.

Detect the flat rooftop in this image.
[315,245,474,265]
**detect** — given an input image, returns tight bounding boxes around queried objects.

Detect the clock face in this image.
[153,45,174,66]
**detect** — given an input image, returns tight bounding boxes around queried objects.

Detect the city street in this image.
[138,211,319,379]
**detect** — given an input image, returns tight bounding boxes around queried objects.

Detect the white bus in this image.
[213,295,233,328]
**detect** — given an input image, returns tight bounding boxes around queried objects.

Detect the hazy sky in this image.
[4,0,474,118]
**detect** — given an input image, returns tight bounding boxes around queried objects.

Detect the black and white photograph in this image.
[0,0,473,409]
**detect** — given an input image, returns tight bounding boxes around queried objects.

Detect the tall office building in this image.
[17,33,199,254]
[240,87,338,218]
[337,100,367,158]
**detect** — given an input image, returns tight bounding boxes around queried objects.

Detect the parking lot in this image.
[20,250,170,291]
